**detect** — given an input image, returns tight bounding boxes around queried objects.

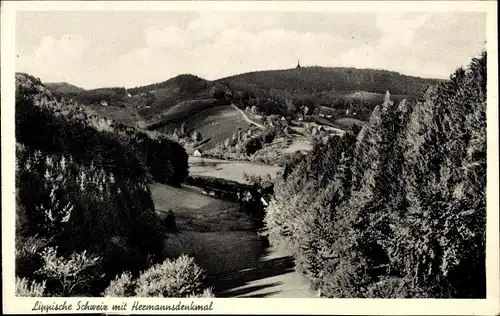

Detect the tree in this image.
[263,52,487,298]
[286,99,296,114]
[191,131,202,142]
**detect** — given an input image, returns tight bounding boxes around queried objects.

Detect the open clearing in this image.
[88,105,141,127]
[189,156,281,183]
[151,181,315,298]
[157,105,252,151]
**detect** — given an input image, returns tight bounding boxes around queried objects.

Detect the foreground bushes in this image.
[104,255,213,298]
[16,278,47,297]
[265,53,487,298]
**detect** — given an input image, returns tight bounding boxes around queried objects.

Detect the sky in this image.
[16,11,486,90]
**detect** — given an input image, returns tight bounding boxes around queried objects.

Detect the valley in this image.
[151,181,315,298]
[34,67,439,297]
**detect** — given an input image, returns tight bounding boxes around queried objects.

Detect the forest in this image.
[264,53,487,298]
[15,73,212,297]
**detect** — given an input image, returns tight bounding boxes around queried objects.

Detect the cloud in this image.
[339,12,486,78]
[17,34,90,83]
[15,12,487,88]
[105,14,380,87]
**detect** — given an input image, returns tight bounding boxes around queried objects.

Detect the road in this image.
[230,103,265,129]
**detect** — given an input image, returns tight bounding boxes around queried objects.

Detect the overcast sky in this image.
[16,11,486,89]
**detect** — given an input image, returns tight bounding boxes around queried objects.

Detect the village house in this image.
[100,100,108,106]
[193,149,203,157]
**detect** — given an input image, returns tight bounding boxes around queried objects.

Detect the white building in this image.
[193,149,203,157]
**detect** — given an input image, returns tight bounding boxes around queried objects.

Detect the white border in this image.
[2,1,499,315]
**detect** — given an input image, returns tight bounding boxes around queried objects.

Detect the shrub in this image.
[37,247,101,296]
[134,255,206,297]
[187,288,215,298]
[103,272,136,297]
[103,255,211,298]
[16,277,46,297]
[15,235,48,278]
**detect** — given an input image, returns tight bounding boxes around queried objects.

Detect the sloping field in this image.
[143,99,219,129]
[282,138,312,154]
[157,105,252,150]
[88,105,141,127]
[151,184,254,232]
[344,90,383,100]
[151,183,262,276]
[151,182,314,297]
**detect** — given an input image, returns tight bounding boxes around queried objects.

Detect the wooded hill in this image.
[15,73,192,296]
[45,67,443,129]
[264,53,486,298]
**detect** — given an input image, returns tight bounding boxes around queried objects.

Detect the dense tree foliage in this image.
[219,66,442,96]
[73,87,127,106]
[128,74,209,96]
[218,66,440,121]
[15,73,189,296]
[264,53,486,298]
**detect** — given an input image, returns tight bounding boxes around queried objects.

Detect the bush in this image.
[103,272,136,297]
[15,235,48,278]
[187,288,215,298]
[134,255,206,297]
[16,277,46,297]
[103,255,210,298]
[36,247,101,296]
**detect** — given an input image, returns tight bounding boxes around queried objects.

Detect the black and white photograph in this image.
[1,0,498,314]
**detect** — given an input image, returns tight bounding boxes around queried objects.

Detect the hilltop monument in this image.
[296,60,301,68]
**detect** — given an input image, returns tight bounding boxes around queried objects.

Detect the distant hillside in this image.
[44,82,86,96]
[217,66,443,96]
[50,67,444,144]
[128,74,217,117]
[129,74,210,97]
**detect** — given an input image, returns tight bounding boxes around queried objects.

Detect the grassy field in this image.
[87,105,140,127]
[333,117,366,130]
[151,182,315,297]
[151,182,264,276]
[143,99,219,129]
[157,105,252,151]
[189,156,282,183]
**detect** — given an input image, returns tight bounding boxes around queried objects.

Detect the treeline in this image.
[217,67,441,121]
[72,87,128,107]
[264,53,486,298]
[128,74,209,96]
[15,74,211,297]
[221,80,409,122]
[219,67,442,96]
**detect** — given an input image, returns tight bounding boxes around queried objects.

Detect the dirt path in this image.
[212,244,315,298]
[230,103,265,129]
[152,182,315,298]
